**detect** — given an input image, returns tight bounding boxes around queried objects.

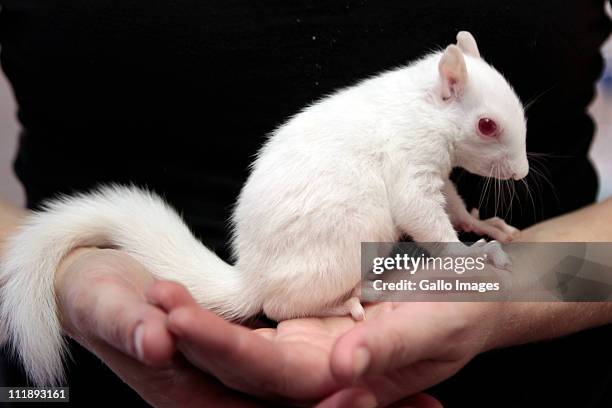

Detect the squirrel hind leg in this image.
[317,296,366,321]
[263,292,366,322]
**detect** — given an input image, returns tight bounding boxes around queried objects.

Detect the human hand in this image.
[54,248,264,407]
[148,281,446,407]
[324,301,503,406]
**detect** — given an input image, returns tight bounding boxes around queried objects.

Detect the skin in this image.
[54,247,266,408]
[53,248,440,408]
[2,197,612,406]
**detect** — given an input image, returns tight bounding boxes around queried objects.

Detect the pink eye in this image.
[478,118,498,137]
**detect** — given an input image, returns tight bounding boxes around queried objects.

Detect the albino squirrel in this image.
[0,31,528,386]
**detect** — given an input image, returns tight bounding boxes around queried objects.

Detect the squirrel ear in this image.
[456,31,480,58]
[438,45,467,100]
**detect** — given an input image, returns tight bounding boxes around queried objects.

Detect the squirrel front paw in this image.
[472,239,512,269]
[456,208,520,243]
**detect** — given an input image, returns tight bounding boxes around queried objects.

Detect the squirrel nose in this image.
[513,170,528,180]
[512,159,530,180]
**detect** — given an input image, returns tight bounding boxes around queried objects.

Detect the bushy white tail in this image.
[0,185,259,386]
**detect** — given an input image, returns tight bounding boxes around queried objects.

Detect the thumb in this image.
[330,303,447,383]
[57,249,176,367]
[70,277,175,367]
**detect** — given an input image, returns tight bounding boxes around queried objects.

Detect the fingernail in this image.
[353,347,371,380]
[134,324,145,361]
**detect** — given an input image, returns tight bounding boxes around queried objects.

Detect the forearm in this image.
[485,198,612,350]
[0,198,27,256]
[486,302,612,351]
[519,197,612,242]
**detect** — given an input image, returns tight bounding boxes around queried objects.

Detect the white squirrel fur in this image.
[0,32,528,386]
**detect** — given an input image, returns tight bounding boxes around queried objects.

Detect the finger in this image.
[330,304,443,383]
[84,280,176,367]
[315,388,377,408]
[470,208,480,219]
[168,305,296,395]
[387,393,443,408]
[146,280,199,312]
[345,359,457,407]
[134,313,177,367]
[167,305,337,399]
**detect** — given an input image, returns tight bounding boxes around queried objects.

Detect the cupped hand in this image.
[55,247,454,407]
[54,248,264,407]
[149,282,457,407]
[325,301,503,406]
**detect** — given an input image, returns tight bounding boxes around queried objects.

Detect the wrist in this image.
[468,301,508,355]
[482,301,529,351]
[482,302,562,351]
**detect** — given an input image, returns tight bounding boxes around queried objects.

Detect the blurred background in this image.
[1,37,612,206]
[0,60,22,207]
[591,35,612,200]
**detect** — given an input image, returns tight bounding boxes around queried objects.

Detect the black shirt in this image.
[0,1,611,406]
